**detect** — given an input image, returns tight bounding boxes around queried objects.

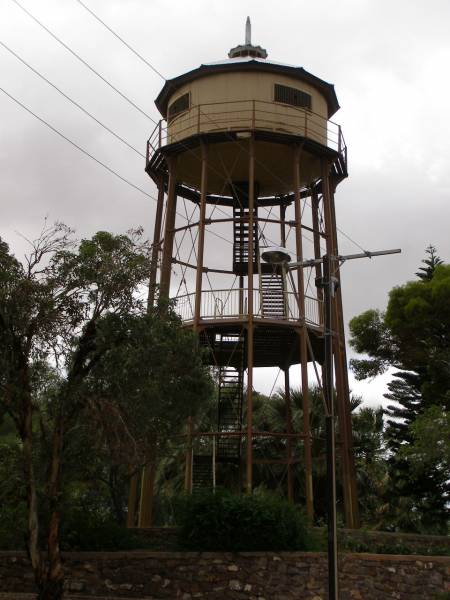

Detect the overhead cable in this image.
[72,0,366,255]
[0,86,232,246]
[10,0,157,124]
[0,40,145,158]
[73,0,166,81]
[0,86,153,199]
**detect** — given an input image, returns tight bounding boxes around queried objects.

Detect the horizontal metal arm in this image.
[288,248,401,269]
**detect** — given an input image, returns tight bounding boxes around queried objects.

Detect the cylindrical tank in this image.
[153,55,342,196]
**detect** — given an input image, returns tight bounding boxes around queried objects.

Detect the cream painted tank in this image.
[154,39,341,197]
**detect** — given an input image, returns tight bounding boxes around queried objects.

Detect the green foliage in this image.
[0,437,27,549]
[340,536,450,556]
[0,222,213,582]
[385,264,450,377]
[401,405,450,472]
[415,244,443,281]
[177,490,311,551]
[59,509,147,551]
[348,247,450,533]
[349,309,394,379]
[351,406,388,527]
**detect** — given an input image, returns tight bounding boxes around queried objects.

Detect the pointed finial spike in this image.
[245,16,251,45]
[228,16,267,59]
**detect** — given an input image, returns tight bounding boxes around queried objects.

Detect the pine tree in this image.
[382,370,449,533]
[415,244,443,281]
[349,246,450,533]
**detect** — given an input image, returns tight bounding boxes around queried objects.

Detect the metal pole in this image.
[185,416,193,494]
[284,367,294,503]
[246,135,255,494]
[280,203,287,247]
[328,187,360,527]
[193,142,208,329]
[322,254,339,600]
[293,146,314,521]
[311,187,324,311]
[147,175,165,310]
[288,248,401,270]
[321,162,357,530]
[159,157,178,298]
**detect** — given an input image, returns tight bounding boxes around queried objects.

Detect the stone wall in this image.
[0,550,449,599]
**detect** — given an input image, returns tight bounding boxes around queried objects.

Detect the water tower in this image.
[143,19,359,528]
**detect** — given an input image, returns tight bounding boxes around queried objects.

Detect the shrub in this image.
[60,509,148,551]
[177,490,311,551]
[339,533,450,556]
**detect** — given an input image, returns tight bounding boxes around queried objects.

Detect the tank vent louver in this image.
[274,84,312,110]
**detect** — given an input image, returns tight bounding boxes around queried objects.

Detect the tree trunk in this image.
[21,392,43,586]
[44,412,65,598]
[37,578,65,600]
[109,464,126,524]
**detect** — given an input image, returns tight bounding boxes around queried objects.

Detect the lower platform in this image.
[197,320,325,368]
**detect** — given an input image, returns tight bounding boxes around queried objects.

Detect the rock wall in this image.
[0,550,449,599]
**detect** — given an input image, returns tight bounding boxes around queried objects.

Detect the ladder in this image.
[260,271,286,319]
[192,334,244,488]
[217,365,244,461]
[192,454,214,490]
[233,204,259,275]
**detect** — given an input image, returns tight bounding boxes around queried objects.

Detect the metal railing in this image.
[146,99,346,166]
[175,288,322,326]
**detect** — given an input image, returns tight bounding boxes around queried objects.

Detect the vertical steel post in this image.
[246,135,255,494]
[194,142,208,328]
[280,204,289,317]
[322,254,339,600]
[328,187,360,529]
[280,203,287,247]
[311,187,324,311]
[159,157,178,298]
[284,367,294,503]
[239,275,244,317]
[293,146,314,521]
[148,175,165,310]
[321,158,359,529]
[185,416,193,494]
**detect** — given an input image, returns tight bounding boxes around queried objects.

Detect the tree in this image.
[349,248,450,533]
[0,224,212,599]
[415,244,443,281]
[76,310,213,523]
[351,405,388,528]
[400,405,450,475]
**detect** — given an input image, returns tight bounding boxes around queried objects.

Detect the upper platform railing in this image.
[175,288,322,327]
[147,99,346,165]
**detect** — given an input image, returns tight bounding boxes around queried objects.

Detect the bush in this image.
[177,490,312,551]
[60,509,148,551]
[339,532,450,556]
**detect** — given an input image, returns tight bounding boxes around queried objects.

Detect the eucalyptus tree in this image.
[0,224,212,599]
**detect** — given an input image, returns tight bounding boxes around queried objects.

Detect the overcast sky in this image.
[1,0,449,406]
